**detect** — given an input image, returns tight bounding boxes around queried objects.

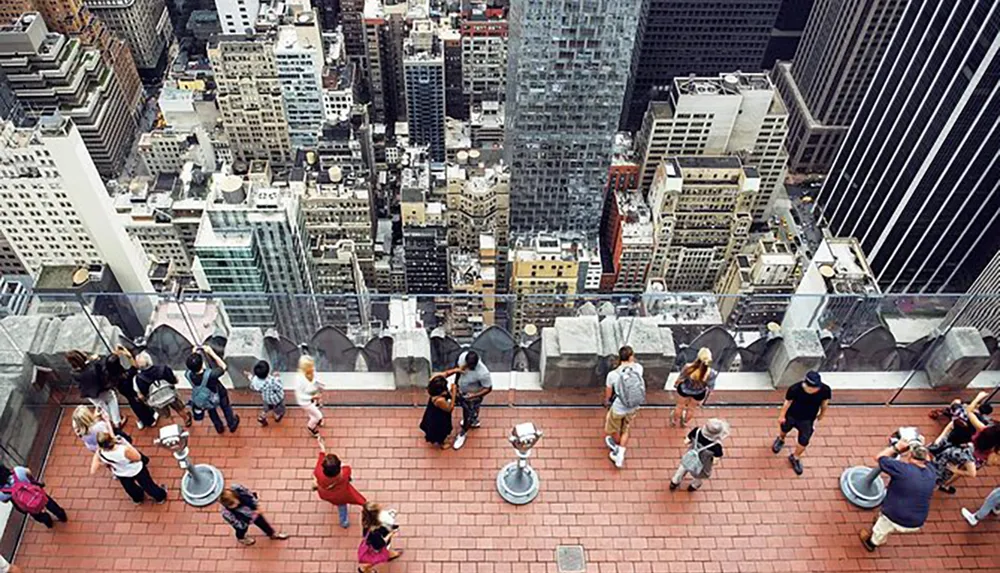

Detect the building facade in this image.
[460,2,506,112]
[505,0,642,235]
[214,0,258,34]
[509,235,583,333]
[195,166,319,342]
[0,116,153,293]
[403,20,446,162]
[83,0,172,73]
[772,0,904,173]
[761,0,816,69]
[0,14,137,177]
[635,72,788,222]
[647,156,756,291]
[815,0,1000,293]
[209,35,293,166]
[716,236,800,328]
[274,10,325,147]
[621,0,781,131]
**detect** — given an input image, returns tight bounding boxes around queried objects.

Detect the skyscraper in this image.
[209,34,293,166]
[0,13,138,177]
[214,0,258,34]
[83,0,173,74]
[0,70,24,126]
[760,0,816,69]
[816,0,1000,293]
[772,0,905,173]
[0,116,154,294]
[403,19,446,162]
[635,72,788,222]
[506,0,642,235]
[621,0,781,132]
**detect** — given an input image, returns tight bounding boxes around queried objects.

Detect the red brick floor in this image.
[13,404,1000,573]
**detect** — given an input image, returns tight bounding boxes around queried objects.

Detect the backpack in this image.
[145,375,179,409]
[188,370,220,410]
[681,429,719,476]
[615,365,646,410]
[2,475,48,514]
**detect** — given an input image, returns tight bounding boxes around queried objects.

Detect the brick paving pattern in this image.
[13,404,1000,572]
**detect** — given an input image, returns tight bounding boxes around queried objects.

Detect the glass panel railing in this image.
[6,291,1000,411]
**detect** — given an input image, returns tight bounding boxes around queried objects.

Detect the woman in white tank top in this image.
[91,432,168,504]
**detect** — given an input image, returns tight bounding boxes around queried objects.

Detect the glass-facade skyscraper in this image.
[816,0,1000,293]
[505,0,642,236]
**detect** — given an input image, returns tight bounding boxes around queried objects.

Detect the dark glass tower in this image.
[0,70,25,127]
[621,0,781,132]
[816,0,1000,293]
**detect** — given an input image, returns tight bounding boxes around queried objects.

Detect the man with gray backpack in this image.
[603,346,646,468]
[186,346,240,434]
[134,351,193,427]
[670,418,729,491]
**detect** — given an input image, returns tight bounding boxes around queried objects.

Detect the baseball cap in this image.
[804,371,822,387]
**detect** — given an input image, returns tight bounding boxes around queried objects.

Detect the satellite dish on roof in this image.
[819,264,836,278]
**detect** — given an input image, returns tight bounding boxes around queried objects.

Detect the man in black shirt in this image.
[134,351,193,427]
[186,346,240,434]
[772,370,831,475]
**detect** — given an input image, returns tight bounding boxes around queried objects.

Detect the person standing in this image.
[603,346,645,469]
[669,418,728,492]
[859,441,936,552]
[295,355,325,436]
[66,350,127,429]
[358,502,403,572]
[90,433,167,504]
[247,360,286,426]
[219,484,290,546]
[313,436,366,528]
[133,351,192,427]
[961,486,1000,526]
[0,465,67,529]
[186,346,240,434]
[71,405,130,453]
[106,346,157,430]
[442,350,492,451]
[771,370,831,475]
[672,348,717,427]
[420,375,457,448]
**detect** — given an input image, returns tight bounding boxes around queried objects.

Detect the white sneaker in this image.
[453,432,467,450]
[961,508,979,526]
[137,420,145,430]
[993,506,1000,516]
[609,447,625,468]
[604,436,619,453]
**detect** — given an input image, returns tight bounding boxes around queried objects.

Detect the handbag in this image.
[680,429,719,476]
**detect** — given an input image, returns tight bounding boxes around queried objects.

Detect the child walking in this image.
[247,360,286,426]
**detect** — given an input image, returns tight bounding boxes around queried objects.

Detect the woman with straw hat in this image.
[672,347,718,427]
[670,418,729,492]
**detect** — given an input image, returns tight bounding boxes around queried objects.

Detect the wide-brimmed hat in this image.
[701,418,730,441]
[697,347,713,364]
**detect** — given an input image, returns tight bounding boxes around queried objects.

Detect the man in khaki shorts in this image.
[603,346,644,468]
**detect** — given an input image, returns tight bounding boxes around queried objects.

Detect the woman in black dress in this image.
[420,375,456,448]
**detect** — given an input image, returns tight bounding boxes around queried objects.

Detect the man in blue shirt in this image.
[859,440,936,551]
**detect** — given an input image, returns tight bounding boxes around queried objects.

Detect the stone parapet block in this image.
[925,327,991,389]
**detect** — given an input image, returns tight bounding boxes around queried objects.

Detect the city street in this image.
[13,404,1000,572]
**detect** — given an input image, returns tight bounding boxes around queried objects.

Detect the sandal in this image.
[270,532,290,540]
[938,485,957,494]
[389,550,404,561]
[238,537,256,546]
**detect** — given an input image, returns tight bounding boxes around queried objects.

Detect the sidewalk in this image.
[13,404,1000,572]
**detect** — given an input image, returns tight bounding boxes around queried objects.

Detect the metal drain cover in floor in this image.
[556,545,586,572]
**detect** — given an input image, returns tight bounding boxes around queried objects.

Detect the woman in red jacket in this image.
[313,435,367,528]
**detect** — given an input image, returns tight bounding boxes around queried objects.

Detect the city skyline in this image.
[0,0,995,347]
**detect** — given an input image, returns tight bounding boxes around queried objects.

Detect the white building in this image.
[636,72,788,221]
[647,156,756,292]
[0,117,153,294]
[215,0,259,35]
[273,8,325,147]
